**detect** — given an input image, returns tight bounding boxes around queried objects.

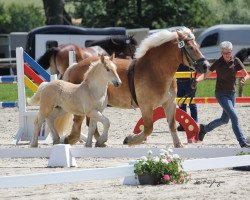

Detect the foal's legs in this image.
[85,118,97,147]
[86,117,101,140]
[123,106,154,145]
[88,110,110,147]
[46,108,65,144]
[30,114,45,147]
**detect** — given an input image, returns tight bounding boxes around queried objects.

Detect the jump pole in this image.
[13,47,53,144]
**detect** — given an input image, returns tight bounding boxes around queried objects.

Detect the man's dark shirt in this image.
[209,57,244,92]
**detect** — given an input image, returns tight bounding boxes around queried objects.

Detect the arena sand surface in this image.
[0,104,250,200]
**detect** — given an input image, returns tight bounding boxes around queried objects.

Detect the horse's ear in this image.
[100,54,105,63]
[111,53,115,60]
[190,27,194,33]
[177,31,185,40]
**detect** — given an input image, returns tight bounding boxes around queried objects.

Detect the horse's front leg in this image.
[86,117,101,141]
[85,118,97,147]
[162,102,183,148]
[123,107,153,145]
[64,115,84,145]
[88,110,110,147]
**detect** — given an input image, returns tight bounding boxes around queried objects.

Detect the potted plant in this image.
[134,148,191,185]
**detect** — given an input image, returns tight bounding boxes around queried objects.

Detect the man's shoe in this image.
[198,124,206,141]
[177,125,185,132]
[241,143,250,148]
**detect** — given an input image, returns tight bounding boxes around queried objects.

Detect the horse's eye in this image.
[188,45,194,51]
[106,68,110,72]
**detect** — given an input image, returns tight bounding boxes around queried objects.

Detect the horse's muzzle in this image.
[112,80,122,87]
[193,58,210,74]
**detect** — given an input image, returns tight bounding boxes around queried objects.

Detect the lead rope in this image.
[177,47,198,106]
[177,70,197,106]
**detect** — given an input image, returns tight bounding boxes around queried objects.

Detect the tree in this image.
[0,2,44,33]
[72,0,211,28]
[42,0,82,25]
[42,0,65,25]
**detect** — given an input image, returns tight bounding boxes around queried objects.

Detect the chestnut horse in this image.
[62,27,210,147]
[37,35,137,78]
[37,44,109,79]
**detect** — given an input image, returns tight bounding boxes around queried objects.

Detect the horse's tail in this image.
[26,81,72,135]
[37,47,59,70]
[54,113,73,136]
[75,46,85,62]
[27,82,48,106]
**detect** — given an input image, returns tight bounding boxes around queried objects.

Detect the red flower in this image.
[164,174,170,181]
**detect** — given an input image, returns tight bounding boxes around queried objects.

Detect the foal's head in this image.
[98,54,122,87]
[176,28,210,74]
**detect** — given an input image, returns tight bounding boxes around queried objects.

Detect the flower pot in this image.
[232,165,250,171]
[138,174,161,185]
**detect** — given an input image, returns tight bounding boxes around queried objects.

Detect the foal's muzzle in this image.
[112,79,122,87]
[193,58,210,74]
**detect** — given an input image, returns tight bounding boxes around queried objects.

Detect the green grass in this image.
[0,84,33,102]
[196,79,250,97]
[0,79,249,102]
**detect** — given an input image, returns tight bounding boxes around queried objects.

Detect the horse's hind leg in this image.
[30,114,45,147]
[123,106,154,145]
[64,115,84,145]
[162,101,183,148]
[46,108,64,145]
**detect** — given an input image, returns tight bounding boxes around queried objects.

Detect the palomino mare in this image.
[28,55,122,147]
[62,27,210,147]
[37,35,137,78]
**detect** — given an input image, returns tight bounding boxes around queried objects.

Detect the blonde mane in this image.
[135,27,195,59]
[83,56,109,82]
[83,59,100,82]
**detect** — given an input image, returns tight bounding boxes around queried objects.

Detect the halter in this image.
[177,38,199,105]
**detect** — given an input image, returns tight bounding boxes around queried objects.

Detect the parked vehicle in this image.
[197,24,250,60]
[25,25,126,60]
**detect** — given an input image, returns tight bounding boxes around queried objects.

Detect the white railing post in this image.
[69,51,76,66]
[13,47,25,144]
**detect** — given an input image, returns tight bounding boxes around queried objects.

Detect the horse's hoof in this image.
[123,135,143,145]
[174,142,184,148]
[95,142,107,147]
[85,143,92,148]
[123,136,129,144]
[30,143,38,148]
[53,139,60,145]
[30,141,38,148]
[64,137,69,144]
[123,135,136,145]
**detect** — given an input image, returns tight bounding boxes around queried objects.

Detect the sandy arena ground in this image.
[0,104,250,200]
